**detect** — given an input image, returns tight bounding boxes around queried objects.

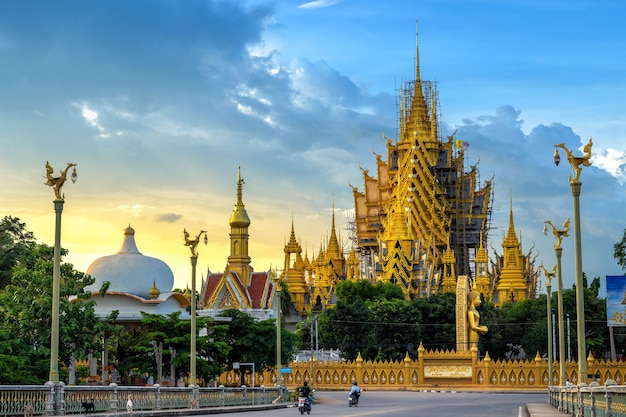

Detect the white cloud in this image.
[298,0,343,9]
[118,204,155,217]
[593,148,626,184]
[74,102,104,133]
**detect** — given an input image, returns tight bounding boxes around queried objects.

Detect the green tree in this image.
[366,299,421,361]
[573,276,608,359]
[318,299,370,360]
[613,228,626,272]
[121,311,230,384]
[497,298,547,359]
[0,327,40,384]
[218,309,297,373]
[0,216,36,290]
[412,292,456,351]
[0,221,104,383]
[335,279,404,304]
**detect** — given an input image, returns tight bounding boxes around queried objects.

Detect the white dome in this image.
[86,226,174,299]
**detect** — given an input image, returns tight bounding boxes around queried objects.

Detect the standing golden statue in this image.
[467,290,488,350]
[44,161,77,200]
[184,228,207,257]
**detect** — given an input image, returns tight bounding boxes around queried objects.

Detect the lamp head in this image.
[543,223,548,236]
[553,147,561,166]
[203,233,208,245]
[71,166,78,183]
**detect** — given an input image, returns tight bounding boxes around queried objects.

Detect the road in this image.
[207,390,548,417]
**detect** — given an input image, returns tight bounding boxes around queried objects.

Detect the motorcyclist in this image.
[349,380,361,404]
[299,381,312,409]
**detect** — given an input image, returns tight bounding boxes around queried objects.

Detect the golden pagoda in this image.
[489,195,539,306]
[281,203,346,313]
[349,25,493,299]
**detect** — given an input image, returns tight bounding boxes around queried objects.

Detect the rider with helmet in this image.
[349,380,361,404]
[299,381,312,410]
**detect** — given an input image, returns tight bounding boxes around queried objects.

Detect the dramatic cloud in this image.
[1,0,624,291]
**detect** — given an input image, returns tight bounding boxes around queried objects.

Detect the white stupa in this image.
[85,225,190,321]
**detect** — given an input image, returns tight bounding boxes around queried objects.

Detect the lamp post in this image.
[272,273,282,389]
[553,138,592,385]
[539,264,556,386]
[44,161,77,386]
[544,219,569,386]
[183,229,207,390]
[567,313,571,362]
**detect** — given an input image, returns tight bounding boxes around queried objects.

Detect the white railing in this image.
[0,384,281,416]
[549,380,626,417]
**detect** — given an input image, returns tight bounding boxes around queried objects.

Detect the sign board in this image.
[280,367,292,374]
[606,275,626,326]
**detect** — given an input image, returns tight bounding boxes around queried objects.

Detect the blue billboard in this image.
[606,275,626,327]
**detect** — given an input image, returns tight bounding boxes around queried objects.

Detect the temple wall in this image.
[218,352,626,390]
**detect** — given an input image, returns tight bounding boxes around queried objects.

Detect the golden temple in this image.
[197,28,539,317]
[281,26,538,312]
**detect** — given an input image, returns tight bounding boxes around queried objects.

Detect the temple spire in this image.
[227,167,252,285]
[415,19,420,81]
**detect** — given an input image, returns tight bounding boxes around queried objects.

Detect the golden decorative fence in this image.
[219,347,626,390]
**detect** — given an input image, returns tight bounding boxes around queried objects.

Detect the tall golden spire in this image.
[283,217,308,313]
[227,167,252,285]
[505,190,517,243]
[326,196,342,262]
[404,19,430,151]
[415,19,421,82]
[229,166,250,228]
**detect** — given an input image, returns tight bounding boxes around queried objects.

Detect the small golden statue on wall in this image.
[44,161,77,200]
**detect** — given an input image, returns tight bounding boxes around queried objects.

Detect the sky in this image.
[1,0,625,297]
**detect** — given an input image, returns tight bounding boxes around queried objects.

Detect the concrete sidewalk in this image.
[526,403,570,417]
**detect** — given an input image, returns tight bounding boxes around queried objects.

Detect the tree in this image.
[120,312,230,384]
[218,309,297,374]
[318,299,370,360]
[412,293,456,351]
[366,299,421,361]
[335,279,404,304]
[614,228,626,272]
[0,221,104,383]
[0,326,41,384]
[0,216,36,290]
[552,275,608,362]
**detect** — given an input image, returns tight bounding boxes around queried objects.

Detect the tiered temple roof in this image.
[350,26,493,298]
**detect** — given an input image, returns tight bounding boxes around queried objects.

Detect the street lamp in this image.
[553,138,593,385]
[544,219,569,386]
[539,264,556,386]
[44,162,77,386]
[183,228,208,391]
[272,272,282,389]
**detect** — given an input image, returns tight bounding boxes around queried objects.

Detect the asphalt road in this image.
[203,390,548,417]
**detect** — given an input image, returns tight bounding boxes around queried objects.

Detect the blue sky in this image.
[1,0,625,295]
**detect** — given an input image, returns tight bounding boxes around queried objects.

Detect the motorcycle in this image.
[348,390,360,407]
[298,396,311,414]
